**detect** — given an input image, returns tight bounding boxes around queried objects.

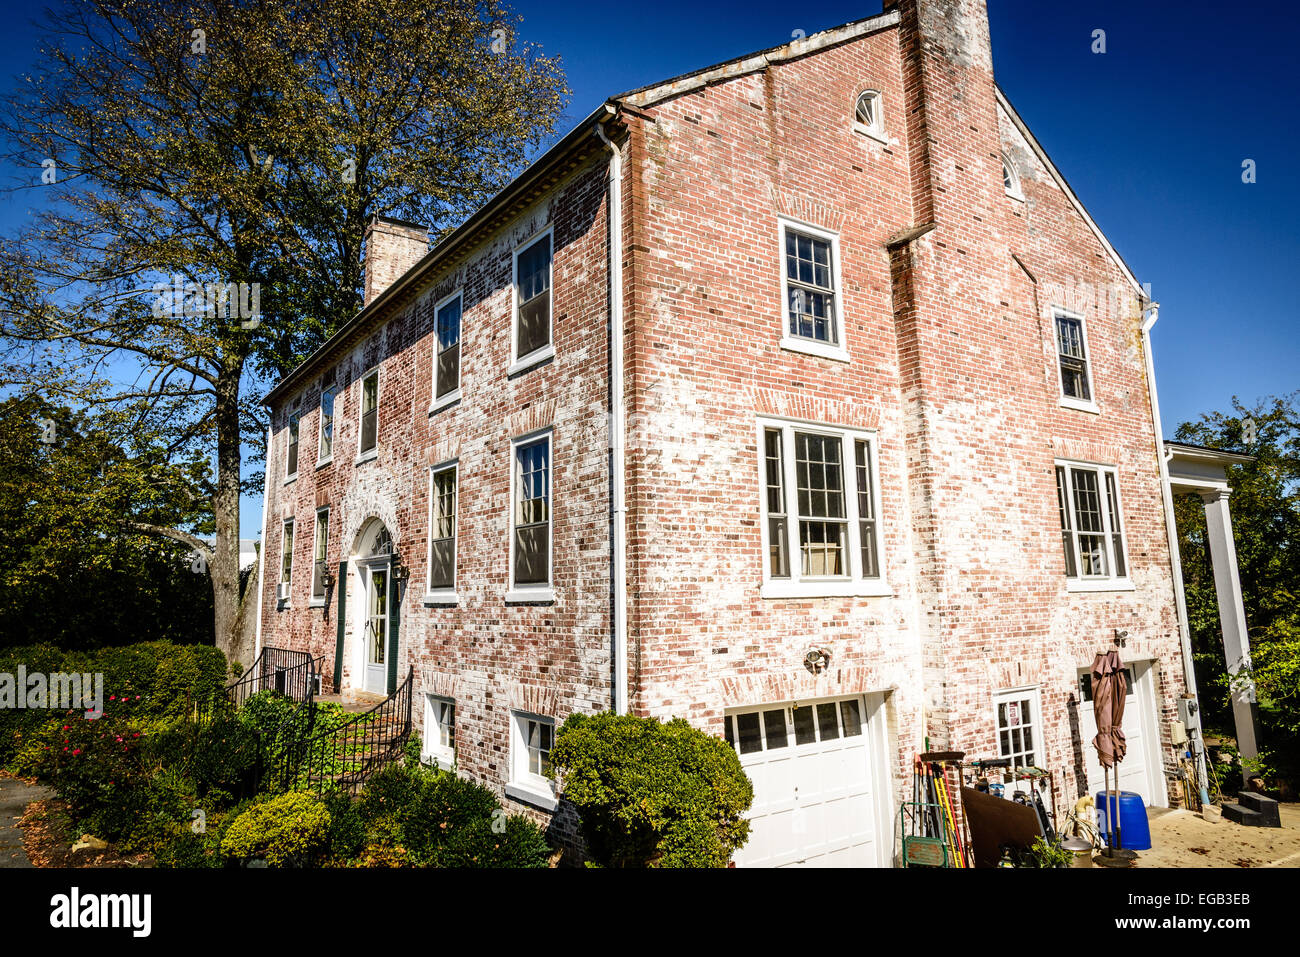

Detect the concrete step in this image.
[1237,791,1282,827]
[1222,802,1267,827]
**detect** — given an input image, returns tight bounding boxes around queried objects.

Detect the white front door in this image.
[362,563,389,695]
[1078,662,1158,805]
[727,694,887,868]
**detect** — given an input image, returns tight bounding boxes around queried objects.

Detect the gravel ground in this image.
[1128,802,1300,868]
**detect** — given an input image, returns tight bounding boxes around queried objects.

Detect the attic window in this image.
[853,90,883,139]
[1002,154,1024,200]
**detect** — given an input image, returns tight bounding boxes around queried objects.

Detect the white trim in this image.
[1002,152,1025,202]
[506,427,555,601]
[422,693,456,769]
[425,459,458,603]
[993,685,1042,780]
[1055,458,1131,585]
[284,412,300,484]
[507,710,557,811]
[996,87,1143,296]
[852,89,886,142]
[309,505,330,607]
[316,384,337,466]
[356,366,380,463]
[278,517,295,607]
[430,288,463,412]
[510,226,555,372]
[1051,306,1098,409]
[756,416,889,598]
[777,216,849,361]
[253,423,272,660]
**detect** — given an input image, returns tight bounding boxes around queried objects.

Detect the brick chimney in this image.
[363,215,429,307]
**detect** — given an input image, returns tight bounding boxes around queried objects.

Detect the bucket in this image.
[1095,791,1152,851]
[1061,837,1093,868]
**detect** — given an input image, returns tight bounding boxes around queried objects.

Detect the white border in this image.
[309,505,329,607]
[1051,307,1100,413]
[506,709,558,811]
[356,366,380,464]
[1002,152,1025,202]
[316,385,337,467]
[1056,458,1133,592]
[424,459,460,605]
[284,412,300,484]
[278,517,295,607]
[852,89,887,144]
[430,288,463,413]
[506,427,556,603]
[508,226,556,375]
[422,693,456,770]
[777,217,850,363]
[756,416,891,599]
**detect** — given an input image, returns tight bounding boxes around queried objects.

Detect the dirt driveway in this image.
[1131,803,1300,868]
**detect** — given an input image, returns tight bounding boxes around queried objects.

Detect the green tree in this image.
[0,0,567,664]
[1173,392,1300,775]
[0,395,213,648]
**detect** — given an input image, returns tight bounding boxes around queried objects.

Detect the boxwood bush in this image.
[220,791,332,867]
[550,711,754,867]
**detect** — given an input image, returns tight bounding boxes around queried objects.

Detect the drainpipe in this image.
[597,113,629,715]
[1141,302,1211,806]
[253,419,272,663]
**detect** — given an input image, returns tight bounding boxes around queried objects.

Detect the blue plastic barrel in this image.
[1095,790,1151,851]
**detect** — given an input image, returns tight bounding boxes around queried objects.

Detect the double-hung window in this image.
[509,432,552,600]
[426,463,457,599]
[317,385,336,464]
[423,695,455,769]
[279,519,295,601]
[507,711,556,810]
[432,291,461,408]
[1054,310,1096,409]
[358,369,379,459]
[779,219,846,361]
[311,507,329,603]
[994,688,1040,771]
[760,419,887,598]
[285,413,300,481]
[1055,461,1130,588]
[512,230,553,371]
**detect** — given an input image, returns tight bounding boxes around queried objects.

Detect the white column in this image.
[1200,488,1259,762]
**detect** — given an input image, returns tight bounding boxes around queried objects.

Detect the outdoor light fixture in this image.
[390,551,410,583]
[320,564,336,590]
[804,647,831,674]
[1114,628,1129,647]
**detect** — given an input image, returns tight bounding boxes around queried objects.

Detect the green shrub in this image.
[323,791,366,864]
[156,801,250,869]
[191,715,258,801]
[550,711,754,868]
[220,792,331,867]
[433,814,552,868]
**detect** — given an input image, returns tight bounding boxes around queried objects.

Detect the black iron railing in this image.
[227,646,319,710]
[282,666,414,796]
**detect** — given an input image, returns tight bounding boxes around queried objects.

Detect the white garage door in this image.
[1077,662,1162,806]
[725,694,888,868]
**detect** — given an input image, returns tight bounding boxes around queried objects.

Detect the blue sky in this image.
[2,1,1296,539]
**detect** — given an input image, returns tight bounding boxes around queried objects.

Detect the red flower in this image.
[72,749,81,755]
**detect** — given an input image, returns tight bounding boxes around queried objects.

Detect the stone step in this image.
[1222,802,1267,827]
[1236,791,1282,827]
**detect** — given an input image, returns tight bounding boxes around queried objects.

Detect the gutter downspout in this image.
[1142,303,1211,806]
[253,420,272,663]
[597,114,629,716]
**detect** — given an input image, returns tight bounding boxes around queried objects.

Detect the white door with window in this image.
[726,694,889,868]
[1078,661,1161,806]
[362,561,389,695]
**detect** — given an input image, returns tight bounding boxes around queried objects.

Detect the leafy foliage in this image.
[550,712,754,868]
[220,791,332,866]
[1174,393,1300,778]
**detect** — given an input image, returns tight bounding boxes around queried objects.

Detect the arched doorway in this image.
[350,519,396,696]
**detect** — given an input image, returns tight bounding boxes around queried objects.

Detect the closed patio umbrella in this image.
[1091,649,1130,859]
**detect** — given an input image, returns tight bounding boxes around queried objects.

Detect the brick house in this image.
[256,0,1199,865]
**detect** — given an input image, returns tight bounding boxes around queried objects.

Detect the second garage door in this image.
[725,694,890,867]
[1077,661,1164,807]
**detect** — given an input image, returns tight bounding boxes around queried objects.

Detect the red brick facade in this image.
[259,0,1187,858]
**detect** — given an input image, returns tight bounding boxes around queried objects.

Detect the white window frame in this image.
[1056,459,1133,593]
[508,227,555,375]
[852,89,886,143]
[317,384,337,466]
[279,518,295,604]
[430,288,463,413]
[506,428,555,603]
[993,686,1041,776]
[1002,153,1024,202]
[284,412,300,483]
[424,460,459,604]
[506,710,557,811]
[757,416,890,599]
[422,694,456,770]
[309,506,329,606]
[778,217,849,363]
[1052,308,1099,413]
[356,367,380,463]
